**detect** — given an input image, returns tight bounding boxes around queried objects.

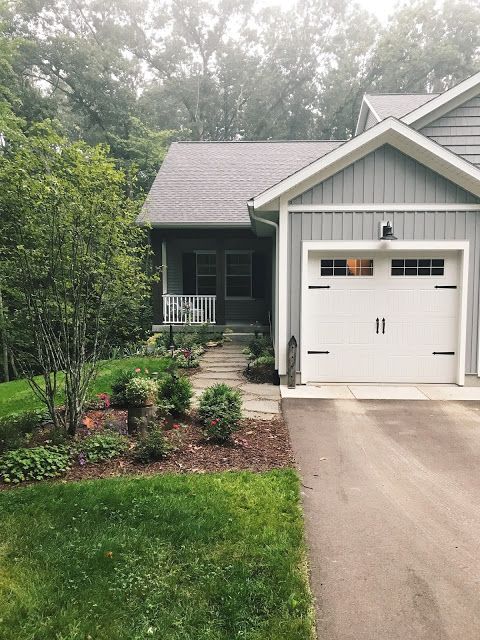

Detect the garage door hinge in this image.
[435,285,457,289]
[432,351,455,355]
[308,350,330,354]
[309,285,330,289]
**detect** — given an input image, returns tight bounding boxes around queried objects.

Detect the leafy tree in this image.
[0,119,151,434]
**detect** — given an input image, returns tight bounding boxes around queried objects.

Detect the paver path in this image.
[191,343,280,419]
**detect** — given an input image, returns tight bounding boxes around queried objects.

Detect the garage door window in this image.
[320,258,374,277]
[391,258,444,277]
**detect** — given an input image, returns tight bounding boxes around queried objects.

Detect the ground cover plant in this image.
[244,334,276,383]
[0,470,314,640]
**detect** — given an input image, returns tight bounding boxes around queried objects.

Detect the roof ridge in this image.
[366,92,439,96]
[175,139,346,144]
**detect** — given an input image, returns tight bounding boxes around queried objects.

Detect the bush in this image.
[0,446,71,483]
[198,383,242,443]
[245,335,274,360]
[124,377,158,407]
[76,432,129,464]
[111,369,138,405]
[133,425,176,463]
[158,373,192,415]
[0,410,49,453]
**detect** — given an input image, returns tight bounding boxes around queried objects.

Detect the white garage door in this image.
[302,251,460,383]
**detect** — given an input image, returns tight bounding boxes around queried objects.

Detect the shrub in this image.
[111,369,138,405]
[198,383,242,443]
[0,410,49,453]
[76,432,129,464]
[0,446,71,483]
[245,335,274,360]
[133,425,176,463]
[124,377,158,407]
[174,346,202,369]
[158,373,192,415]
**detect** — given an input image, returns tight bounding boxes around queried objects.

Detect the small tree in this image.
[0,119,151,435]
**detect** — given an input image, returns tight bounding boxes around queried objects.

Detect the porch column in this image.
[216,240,226,325]
[151,231,164,326]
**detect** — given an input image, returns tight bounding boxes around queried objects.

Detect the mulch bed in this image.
[0,408,294,489]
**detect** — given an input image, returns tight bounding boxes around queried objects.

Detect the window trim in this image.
[195,250,217,296]
[225,250,253,299]
[319,257,375,278]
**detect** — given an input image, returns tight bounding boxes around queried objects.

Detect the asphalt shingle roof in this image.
[366,93,439,120]
[138,140,344,226]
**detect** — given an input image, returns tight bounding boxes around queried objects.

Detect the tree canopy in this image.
[1,0,478,190]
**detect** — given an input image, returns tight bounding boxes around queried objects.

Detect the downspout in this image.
[249,206,279,370]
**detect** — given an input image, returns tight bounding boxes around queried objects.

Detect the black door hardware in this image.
[309,285,331,289]
[307,350,330,354]
[376,318,379,334]
[432,351,455,355]
[382,318,385,334]
[435,285,457,289]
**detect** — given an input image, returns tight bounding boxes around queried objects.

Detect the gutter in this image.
[248,202,279,371]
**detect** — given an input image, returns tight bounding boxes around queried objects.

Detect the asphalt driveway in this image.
[283,398,480,640]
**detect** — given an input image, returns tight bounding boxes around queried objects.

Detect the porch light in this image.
[380,220,397,241]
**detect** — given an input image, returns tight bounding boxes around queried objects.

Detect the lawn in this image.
[0,357,170,418]
[0,470,314,640]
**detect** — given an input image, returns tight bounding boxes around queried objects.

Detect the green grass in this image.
[0,357,170,418]
[0,470,314,640]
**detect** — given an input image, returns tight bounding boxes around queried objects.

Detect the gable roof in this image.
[402,70,480,128]
[355,93,438,134]
[138,140,344,227]
[250,117,480,210]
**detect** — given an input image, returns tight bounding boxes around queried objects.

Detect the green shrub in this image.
[198,383,242,443]
[76,432,129,464]
[0,446,71,483]
[252,354,275,367]
[245,335,274,360]
[111,369,138,405]
[0,410,49,453]
[133,426,176,463]
[124,377,158,407]
[158,374,192,415]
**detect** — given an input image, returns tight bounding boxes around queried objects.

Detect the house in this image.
[138,71,480,387]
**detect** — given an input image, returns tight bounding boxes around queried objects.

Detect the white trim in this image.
[403,71,480,129]
[161,239,168,295]
[364,95,381,122]
[300,240,469,386]
[288,204,480,212]
[278,195,289,375]
[251,118,480,210]
[354,95,381,136]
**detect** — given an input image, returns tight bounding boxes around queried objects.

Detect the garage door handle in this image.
[382,318,385,334]
[376,318,379,334]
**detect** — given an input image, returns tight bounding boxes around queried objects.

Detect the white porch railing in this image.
[163,295,216,325]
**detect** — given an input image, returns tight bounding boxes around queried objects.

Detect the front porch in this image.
[150,228,273,328]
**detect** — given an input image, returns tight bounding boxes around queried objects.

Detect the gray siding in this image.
[288,210,480,374]
[421,96,480,167]
[365,109,378,131]
[290,145,479,206]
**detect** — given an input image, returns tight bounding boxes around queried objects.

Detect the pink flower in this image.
[172,423,180,430]
[97,392,111,408]
[135,368,141,373]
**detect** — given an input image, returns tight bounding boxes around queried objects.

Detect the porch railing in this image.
[163,294,216,325]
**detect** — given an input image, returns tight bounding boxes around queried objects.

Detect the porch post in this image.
[150,231,164,326]
[216,240,226,325]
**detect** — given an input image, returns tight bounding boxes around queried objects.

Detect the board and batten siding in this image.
[420,97,480,167]
[288,210,480,374]
[289,145,479,206]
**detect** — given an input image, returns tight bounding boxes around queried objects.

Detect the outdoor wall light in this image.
[380,220,397,240]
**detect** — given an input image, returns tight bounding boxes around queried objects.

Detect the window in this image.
[196,252,216,295]
[391,258,444,277]
[226,252,252,297]
[320,258,374,277]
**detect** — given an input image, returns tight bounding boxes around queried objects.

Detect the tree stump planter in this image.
[127,405,157,435]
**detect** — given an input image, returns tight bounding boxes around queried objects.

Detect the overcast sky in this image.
[262,0,403,23]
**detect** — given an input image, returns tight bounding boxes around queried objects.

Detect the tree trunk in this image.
[0,285,9,382]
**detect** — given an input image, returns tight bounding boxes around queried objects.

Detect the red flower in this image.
[97,392,111,408]
[135,368,141,373]
[172,423,180,430]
